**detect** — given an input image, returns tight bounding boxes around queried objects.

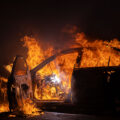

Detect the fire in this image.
[0,104,9,113]
[21,99,41,115]
[0,77,9,113]
[0,77,8,83]
[22,36,77,101]
[1,29,120,114]
[21,33,120,101]
[4,64,13,73]
[74,33,120,67]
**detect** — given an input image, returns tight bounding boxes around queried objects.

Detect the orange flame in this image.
[21,99,42,115]
[0,104,9,113]
[22,36,77,101]
[1,30,120,114]
[74,33,120,67]
[22,33,120,101]
[0,77,9,113]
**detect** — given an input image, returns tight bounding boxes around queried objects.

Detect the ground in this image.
[0,112,120,120]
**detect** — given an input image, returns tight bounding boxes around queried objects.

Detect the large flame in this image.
[1,30,120,114]
[22,36,77,100]
[21,33,120,101]
[74,32,120,67]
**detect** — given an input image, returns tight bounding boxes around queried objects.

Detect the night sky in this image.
[0,0,120,67]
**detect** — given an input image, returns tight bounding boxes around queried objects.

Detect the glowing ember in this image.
[0,104,9,113]
[8,114,16,118]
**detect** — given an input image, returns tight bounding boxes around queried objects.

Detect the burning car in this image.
[5,35,120,114]
[7,48,81,112]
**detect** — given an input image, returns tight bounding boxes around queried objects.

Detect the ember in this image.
[0,104,9,113]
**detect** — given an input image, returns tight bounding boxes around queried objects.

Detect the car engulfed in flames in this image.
[6,45,82,113]
[1,31,120,114]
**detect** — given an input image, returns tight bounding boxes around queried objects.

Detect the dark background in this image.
[0,0,120,66]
